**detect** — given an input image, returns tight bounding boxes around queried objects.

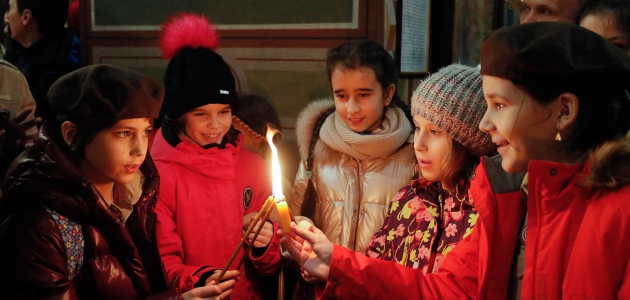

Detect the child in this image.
[365,64,494,274]
[281,22,630,299]
[0,64,237,299]
[152,13,281,299]
[579,0,629,55]
[290,41,416,254]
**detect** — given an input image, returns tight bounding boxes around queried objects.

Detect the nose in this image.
[520,11,536,24]
[207,114,221,128]
[414,131,428,152]
[130,133,147,157]
[478,109,494,134]
[346,97,360,114]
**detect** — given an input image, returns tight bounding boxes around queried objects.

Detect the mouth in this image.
[495,140,509,151]
[347,118,363,125]
[202,133,221,140]
[418,159,432,168]
[124,164,140,173]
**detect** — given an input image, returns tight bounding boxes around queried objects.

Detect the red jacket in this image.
[152,129,281,299]
[319,155,525,299]
[320,153,630,299]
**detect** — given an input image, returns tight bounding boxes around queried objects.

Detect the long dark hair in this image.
[300,41,413,222]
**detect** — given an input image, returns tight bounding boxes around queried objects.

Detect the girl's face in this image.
[413,114,452,183]
[580,14,630,55]
[479,76,560,173]
[82,118,152,187]
[181,103,232,147]
[331,67,395,133]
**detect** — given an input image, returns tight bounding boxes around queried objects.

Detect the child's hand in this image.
[248,219,274,248]
[183,269,239,300]
[279,221,333,281]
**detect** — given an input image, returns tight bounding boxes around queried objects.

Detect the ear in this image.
[555,92,579,131]
[61,121,77,146]
[21,9,32,26]
[383,83,396,106]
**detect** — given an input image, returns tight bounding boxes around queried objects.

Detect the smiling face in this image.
[81,118,152,188]
[580,13,630,55]
[413,114,453,183]
[331,67,395,133]
[479,76,563,173]
[181,103,233,147]
[519,0,581,24]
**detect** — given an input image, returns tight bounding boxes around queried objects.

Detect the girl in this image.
[152,14,281,299]
[365,64,494,274]
[579,0,630,55]
[290,41,416,254]
[280,22,630,299]
[0,64,237,299]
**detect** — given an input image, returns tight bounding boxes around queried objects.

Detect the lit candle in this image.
[266,126,294,233]
[275,197,293,233]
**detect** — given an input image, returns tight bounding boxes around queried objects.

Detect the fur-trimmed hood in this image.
[583,137,630,190]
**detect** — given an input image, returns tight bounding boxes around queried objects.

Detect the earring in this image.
[555,131,562,142]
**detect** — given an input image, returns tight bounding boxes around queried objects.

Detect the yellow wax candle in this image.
[276,200,292,233]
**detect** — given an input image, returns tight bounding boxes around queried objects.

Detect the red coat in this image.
[151,129,281,299]
[319,154,630,299]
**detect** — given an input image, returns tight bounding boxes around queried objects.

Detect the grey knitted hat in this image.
[411,64,494,157]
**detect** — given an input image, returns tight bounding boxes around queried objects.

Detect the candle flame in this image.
[266,125,283,201]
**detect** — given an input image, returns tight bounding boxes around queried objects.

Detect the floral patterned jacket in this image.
[365,178,477,274]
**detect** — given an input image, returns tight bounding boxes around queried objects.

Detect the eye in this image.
[414,126,421,132]
[539,8,550,15]
[193,111,205,116]
[143,128,153,136]
[116,131,131,137]
[359,93,371,98]
[495,103,505,110]
[430,129,440,136]
[335,94,347,100]
[220,108,232,114]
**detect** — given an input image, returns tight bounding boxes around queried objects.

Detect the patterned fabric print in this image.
[45,207,84,280]
[366,179,477,274]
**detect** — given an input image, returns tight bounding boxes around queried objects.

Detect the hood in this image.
[582,137,630,190]
[151,128,244,179]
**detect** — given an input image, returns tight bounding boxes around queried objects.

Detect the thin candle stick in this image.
[236,199,275,269]
[215,196,274,282]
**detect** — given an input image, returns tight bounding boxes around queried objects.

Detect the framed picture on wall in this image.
[396,0,430,76]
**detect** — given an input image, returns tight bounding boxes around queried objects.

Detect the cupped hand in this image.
[279,221,333,281]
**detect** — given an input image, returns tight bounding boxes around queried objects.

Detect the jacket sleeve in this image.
[318,221,482,299]
[248,221,282,275]
[289,160,308,215]
[364,202,393,258]
[154,165,217,292]
[0,209,79,299]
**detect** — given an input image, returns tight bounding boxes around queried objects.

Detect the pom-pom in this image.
[159,13,219,59]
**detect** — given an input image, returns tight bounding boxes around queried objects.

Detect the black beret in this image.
[48,64,164,124]
[480,22,630,99]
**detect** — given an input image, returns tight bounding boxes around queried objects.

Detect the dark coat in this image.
[0,122,179,300]
[4,28,81,121]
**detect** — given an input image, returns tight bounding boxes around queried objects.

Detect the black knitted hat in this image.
[159,13,239,120]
